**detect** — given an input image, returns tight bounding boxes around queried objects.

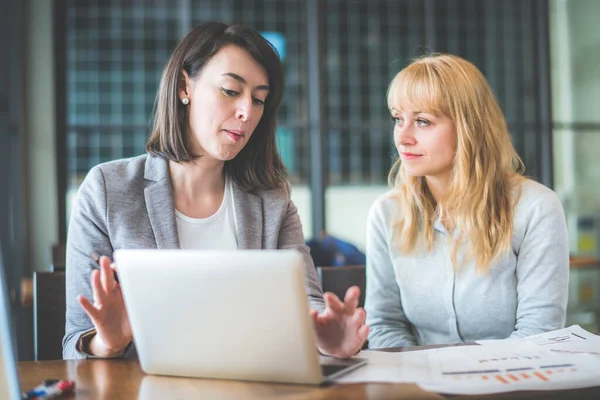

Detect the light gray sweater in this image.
[63,154,325,359]
[365,179,569,349]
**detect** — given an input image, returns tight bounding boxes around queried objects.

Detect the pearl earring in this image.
[181,97,189,105]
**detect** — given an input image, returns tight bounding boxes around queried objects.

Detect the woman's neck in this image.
[425,172,452,203]
[169,158,225,200]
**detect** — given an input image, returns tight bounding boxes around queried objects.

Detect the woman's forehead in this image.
[389,81,445,114]
[388,99,442,116]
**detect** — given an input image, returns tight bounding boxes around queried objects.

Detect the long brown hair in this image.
[387,54,525,273]
[146,21,287,190]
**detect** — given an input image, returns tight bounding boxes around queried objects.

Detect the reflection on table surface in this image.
[17,347,600,400]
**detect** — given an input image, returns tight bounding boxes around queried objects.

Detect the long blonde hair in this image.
[387,54,524,273]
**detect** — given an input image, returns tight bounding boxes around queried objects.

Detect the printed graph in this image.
[443,364,577,384]
[440,348,551,369]
[477,355,542,363]
[550,349,600,357]
[422,328,600,394]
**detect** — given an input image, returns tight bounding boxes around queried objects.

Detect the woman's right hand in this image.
[78,255,133,357]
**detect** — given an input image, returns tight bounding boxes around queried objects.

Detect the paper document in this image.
[418,340,600,394]
[478,325,600,358]
[334,329,600,395]
[334,349,436,383]
[524,325,600,358]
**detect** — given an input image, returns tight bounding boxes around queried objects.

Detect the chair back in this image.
[317,265,366,307]
[33,271,66,360]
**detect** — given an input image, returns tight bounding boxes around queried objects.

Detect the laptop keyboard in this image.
[321,364,351,377]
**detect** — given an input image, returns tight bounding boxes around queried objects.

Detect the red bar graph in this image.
[476,367,576,384]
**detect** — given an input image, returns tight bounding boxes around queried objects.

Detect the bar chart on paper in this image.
[420,342,600,395]
[444,362,579,385]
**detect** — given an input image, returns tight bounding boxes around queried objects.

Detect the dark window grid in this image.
[285,2,309,182]
[298,122,312,184]
[68,127,149,182]
[67,133,79,187]
[491,1,508,108]
[328,121,395,185]
[327,130,342,185]
[276,127,295,176]
[345,2,362,182]
[324,27,340,162]
[352,2,380,183]
[468,0,486,68]
[325,1,343,185]
[327,0,396,182]
[501,0,519,125]
[520,1,537,128]
[325,40,343,183]
[510,0,526,163]
[519,9,538,179]
[262,0,279,31]
[483,0,500,94]
[65,0,549,191]
[282,124,307,185]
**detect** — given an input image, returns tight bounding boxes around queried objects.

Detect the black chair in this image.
[33,271,66,360]
[317,265,368,349]
[317,265,366,307]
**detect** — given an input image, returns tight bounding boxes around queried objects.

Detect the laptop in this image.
[0,248,21,400]
[114,249,366,385]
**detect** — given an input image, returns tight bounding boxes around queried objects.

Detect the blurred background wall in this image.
[550,0,600,331]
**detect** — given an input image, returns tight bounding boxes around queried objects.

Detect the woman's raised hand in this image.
[311,286,369,358]
[78,255,132,357]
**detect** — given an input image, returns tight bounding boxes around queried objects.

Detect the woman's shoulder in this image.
[91,154,149,179]
[238,181,294,214]
[246,181,289,199]
[512,178,564,219]
[369,189,401,222]
[81,154,151,193]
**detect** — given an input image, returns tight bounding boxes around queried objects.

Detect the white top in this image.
[175,177,238,250]
[365,178,570,349]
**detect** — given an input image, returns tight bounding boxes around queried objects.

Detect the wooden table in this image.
[18,346,600,400]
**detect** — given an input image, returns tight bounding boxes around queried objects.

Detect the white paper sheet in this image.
[418,341,600,394]
[334,338,600,395]
[334,349,436,383]
[478,325,600,358]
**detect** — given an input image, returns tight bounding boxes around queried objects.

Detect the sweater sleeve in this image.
[508,191,569,338]
[365,198,418,348]
[62,166,136,359]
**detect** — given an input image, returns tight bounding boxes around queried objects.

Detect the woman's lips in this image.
[224,129,244,143]
[401,152,422,160]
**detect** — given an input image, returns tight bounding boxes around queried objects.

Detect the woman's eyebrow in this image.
[390,108,423,114]
[221,72,270,91]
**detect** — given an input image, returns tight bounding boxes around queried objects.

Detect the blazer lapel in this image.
[144,155,180,249]
[233,183,263,249]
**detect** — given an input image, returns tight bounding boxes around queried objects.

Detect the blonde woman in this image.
[365,54,569,348]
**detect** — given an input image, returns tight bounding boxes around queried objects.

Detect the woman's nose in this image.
[395,125,416,146]
[235,98,252,122]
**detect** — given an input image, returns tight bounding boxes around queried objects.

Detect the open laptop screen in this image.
[0,246,20,400]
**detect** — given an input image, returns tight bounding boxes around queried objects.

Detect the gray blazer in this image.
[63,154,325,359]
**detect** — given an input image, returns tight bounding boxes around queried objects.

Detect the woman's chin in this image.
[403,169,424,177]
[212,150,242,162]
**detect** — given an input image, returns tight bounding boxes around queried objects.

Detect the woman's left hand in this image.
[310,286,369,358]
